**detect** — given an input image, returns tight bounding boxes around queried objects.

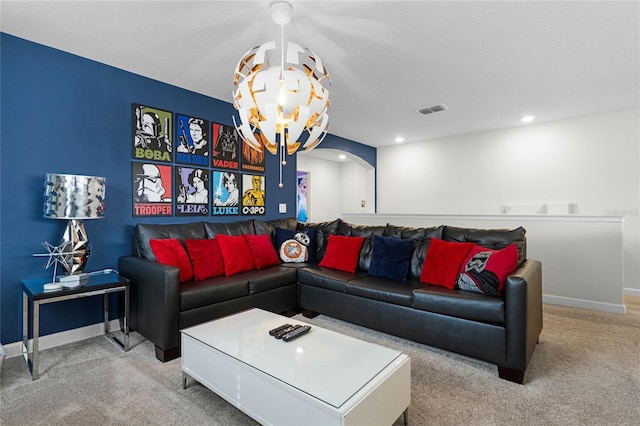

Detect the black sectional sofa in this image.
[119,217,543,384]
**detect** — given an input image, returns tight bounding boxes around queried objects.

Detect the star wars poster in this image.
[176,166,209,216]
[241,174,266,215]
[241,136,266,173]
[211,123,239,170]
[212,171,240,216]
[132,104,173,163]
[175,113,209,167]
[132,162,173,217]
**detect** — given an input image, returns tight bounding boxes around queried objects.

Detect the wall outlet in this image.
[279,203,287,213]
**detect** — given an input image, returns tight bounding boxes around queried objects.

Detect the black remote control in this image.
[282,325,311,342]
[275,324,301,339]
[269,324,291,336]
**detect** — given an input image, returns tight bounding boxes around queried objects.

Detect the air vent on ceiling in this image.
[416,104,448,115]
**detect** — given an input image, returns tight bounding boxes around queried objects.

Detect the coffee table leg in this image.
[403,408,408,425]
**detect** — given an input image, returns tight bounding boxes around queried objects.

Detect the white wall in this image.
[377,109,640,294]
[296,155,342,222]
[297,155,374,222]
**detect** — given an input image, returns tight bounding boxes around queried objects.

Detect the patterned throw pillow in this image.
[457,243,519,296]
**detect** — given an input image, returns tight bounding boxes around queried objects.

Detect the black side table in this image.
[21,271,130,380]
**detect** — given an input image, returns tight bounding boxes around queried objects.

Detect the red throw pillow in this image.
[420,239,474,289]
[149,238,194,283]
[185,238,225,281]
[244,234,280,270]
[318,234,365,273]
[216,234,256,277]
[457,243,519,296]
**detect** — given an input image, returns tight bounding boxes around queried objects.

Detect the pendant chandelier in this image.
[232,1,331,187]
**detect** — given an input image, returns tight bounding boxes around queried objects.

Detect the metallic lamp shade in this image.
[43,174,106,275]
[44,174,106,219]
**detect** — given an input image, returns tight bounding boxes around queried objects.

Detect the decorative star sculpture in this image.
[33,241,80,283]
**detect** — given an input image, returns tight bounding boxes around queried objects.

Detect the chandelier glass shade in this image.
[232,2,330,186]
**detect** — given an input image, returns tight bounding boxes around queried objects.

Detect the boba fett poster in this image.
[132,162,173,217]
[133,104,173,163]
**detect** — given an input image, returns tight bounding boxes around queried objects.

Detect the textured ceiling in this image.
[2,0,639,149]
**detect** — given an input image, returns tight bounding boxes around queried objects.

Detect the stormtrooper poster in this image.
[132,104,173,163]
[212,171,240,216]
[241,136,265,173]
[211,123,239,170]
[241,174,266,216]
[132,162,173,217]
[176,167,209,216]
[175,114,209,167]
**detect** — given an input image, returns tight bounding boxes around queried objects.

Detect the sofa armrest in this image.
[119,255,181,352]
[503,259,543,372]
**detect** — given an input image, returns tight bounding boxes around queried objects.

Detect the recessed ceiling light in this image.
[394,137,405,143]
[338,154,346,160]
[521,115,535,123]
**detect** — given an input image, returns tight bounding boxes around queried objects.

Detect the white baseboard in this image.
[543,294,627,314]
[3,319,121,359]
[624,287,640,297]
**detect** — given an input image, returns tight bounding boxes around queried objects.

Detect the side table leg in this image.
[22,294,31,375]
[123,286,130,351]
[403,408,408,425]
[32,301,40,380]
[104,288,130,352]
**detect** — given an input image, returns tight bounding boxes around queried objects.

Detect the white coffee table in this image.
[181,308,411,426]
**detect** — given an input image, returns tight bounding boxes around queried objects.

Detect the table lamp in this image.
[43,173,106,277]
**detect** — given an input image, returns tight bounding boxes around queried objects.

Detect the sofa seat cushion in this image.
[298,265,368,293]
[180,277,250,311]
[246,266,299,294]
[346,276,421,307]
[411,285,505,324]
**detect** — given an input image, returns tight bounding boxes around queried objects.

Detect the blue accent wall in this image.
[0,33,375,344]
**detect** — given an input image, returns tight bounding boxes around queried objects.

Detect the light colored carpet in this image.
[2,297,639,425]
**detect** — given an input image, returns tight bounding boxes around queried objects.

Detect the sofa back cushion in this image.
[134,222,206,261]
[443,226,527,265]
[254,217,298,240]
[204,219,256,238]
[384,224,445,280]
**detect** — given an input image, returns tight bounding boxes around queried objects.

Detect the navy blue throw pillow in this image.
[368,235,414,282]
